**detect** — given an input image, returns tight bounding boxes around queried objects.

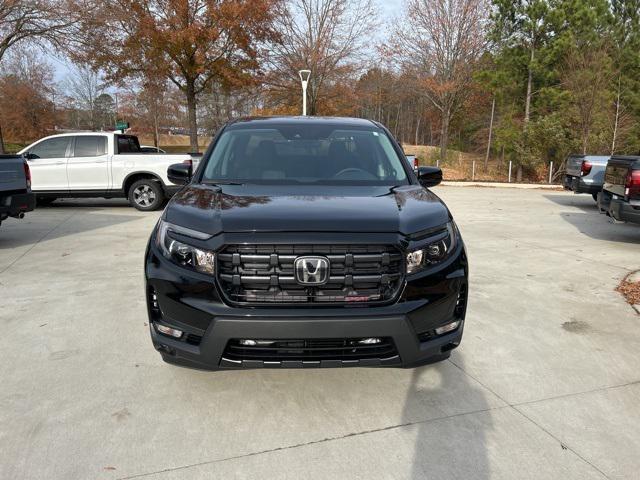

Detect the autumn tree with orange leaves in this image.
[74,0,282,152]
[0,0,78,152]
[0,52,58,145]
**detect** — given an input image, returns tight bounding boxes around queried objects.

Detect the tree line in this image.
[1,0,639,179]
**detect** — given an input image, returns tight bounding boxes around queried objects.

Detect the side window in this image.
[28,137,70,159]
[74,136,107,157]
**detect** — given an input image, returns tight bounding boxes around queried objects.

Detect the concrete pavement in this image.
[0,189,638,479]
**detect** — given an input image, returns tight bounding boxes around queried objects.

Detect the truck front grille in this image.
[217,244,404,306]
[221,337,400,367]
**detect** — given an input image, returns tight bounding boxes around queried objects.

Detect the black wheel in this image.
[36,197,57,207]
[128,179,164,211]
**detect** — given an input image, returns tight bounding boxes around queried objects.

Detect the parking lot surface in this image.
[1,187,638,480]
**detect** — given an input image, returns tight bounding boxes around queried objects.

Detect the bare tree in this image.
[65,65,105,130]
[396,0,488,162]
[264,0,378,115]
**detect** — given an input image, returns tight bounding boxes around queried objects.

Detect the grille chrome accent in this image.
[217,244,404,305]
[222,338,399,364]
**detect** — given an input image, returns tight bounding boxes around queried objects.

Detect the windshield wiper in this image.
[376,185,403,197]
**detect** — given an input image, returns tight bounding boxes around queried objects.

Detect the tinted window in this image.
[116,135,141,154]
[29,137,70,159]
[74,136,107,157]
[201,126,409,186]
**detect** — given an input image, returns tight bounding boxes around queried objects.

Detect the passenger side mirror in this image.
[417,166,442,188]
[167,163,192,185]
[24,152,37,160]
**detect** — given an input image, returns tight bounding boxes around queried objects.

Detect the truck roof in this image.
[567,154,610,160]
[32,131,128,139]
[225,116,378,129]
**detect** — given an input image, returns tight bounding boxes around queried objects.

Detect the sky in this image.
[49,0,406,84]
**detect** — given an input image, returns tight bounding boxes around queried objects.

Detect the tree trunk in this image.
[611,75,621,155]
[440,109,450,163]
[185,80,199,153]
[524,44,535,124]
[415,115,420,146]
[153,109,159,149]
[484,96,495,171]
[0,123,5,154]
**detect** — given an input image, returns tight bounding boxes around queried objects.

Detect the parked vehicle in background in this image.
[18,133,194,211]
[140,145,166,153]
[563,154,609,200]
[598,155,640,225]
[145,116,468,371]
[0,155,36,227]
[406,154,419,171]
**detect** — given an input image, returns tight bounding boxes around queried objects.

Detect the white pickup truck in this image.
[18,132,194,211]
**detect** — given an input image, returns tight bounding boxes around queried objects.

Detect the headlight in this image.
[406,222,458,274]
[156,219,215,274]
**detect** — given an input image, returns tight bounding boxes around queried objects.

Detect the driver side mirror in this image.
[24,152,38,160]
[417,166,442,187]
[167,163,192,185]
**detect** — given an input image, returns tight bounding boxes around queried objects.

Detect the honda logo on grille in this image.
[294,256,330,285]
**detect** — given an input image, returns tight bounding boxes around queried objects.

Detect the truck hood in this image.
[164,184,450,236]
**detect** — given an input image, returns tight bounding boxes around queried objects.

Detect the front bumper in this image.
[598,190,640,224]
[145,239,468,371]
[0,191,36,221]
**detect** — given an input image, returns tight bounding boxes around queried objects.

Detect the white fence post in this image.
[508,161,512,183]
[472,161,476,181]
[548,161,553,184]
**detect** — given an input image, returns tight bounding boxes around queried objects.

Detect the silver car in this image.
[563,155,609,200]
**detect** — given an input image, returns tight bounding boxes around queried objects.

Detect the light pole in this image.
[298,70,311,116]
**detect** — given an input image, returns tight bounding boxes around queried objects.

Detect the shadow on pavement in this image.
[37,198,133,209]
[404,357,490,480]
[544,194,639,244]
[543,192,599,213]
[0,209,142,249]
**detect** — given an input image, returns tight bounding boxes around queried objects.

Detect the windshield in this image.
[200,124,409,186]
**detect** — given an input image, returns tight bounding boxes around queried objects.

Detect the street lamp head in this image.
[298,69,311,83]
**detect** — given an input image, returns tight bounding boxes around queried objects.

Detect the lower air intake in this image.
[221,337,400,368]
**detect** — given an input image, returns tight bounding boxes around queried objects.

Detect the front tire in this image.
[128,179,164,211]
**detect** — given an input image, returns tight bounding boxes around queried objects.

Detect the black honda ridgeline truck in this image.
[145,117,468,370]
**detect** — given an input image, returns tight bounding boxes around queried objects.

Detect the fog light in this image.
[156,324,183,338]
[435,321,460,335]
[358,337,382,344]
